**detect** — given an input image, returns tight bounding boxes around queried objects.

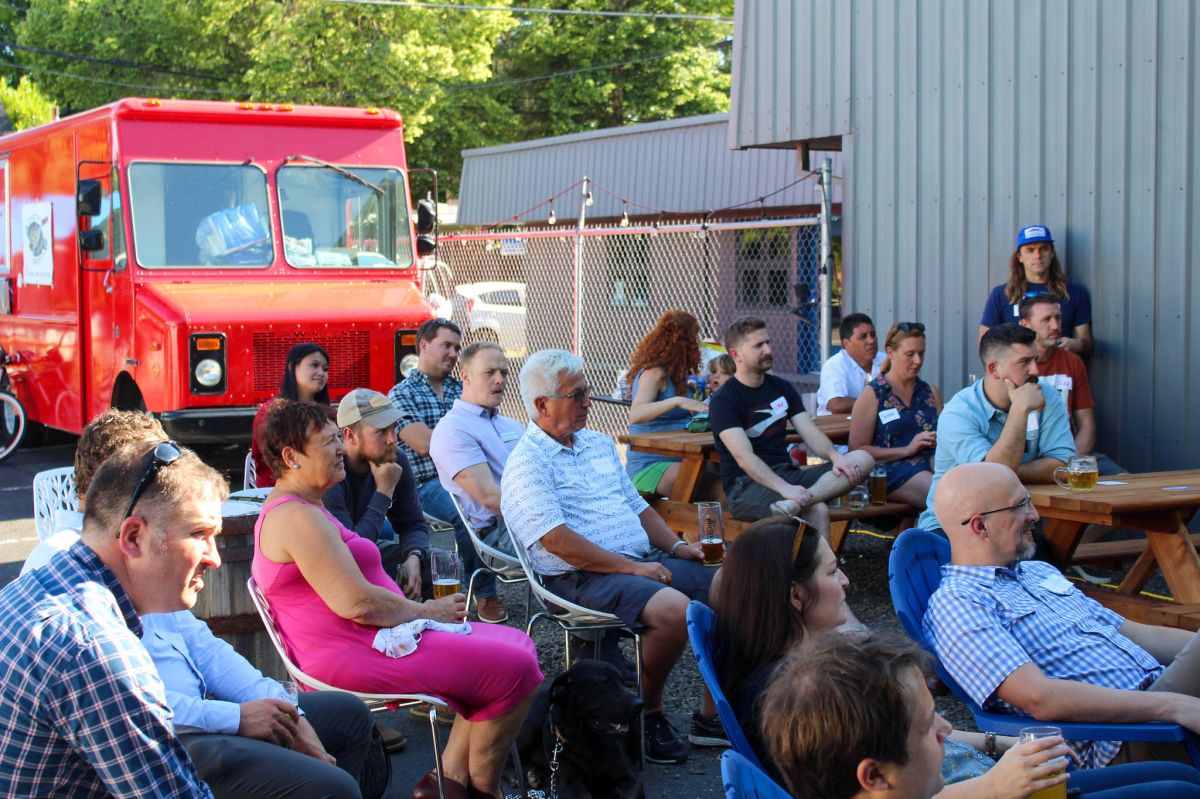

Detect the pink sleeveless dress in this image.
[252,496,542,721]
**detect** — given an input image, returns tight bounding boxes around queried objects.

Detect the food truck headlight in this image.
[399,354,419,377]
[194,358,223,387]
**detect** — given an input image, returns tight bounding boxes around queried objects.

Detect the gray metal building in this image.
[457,113,841,225]
[730,0,1200,471]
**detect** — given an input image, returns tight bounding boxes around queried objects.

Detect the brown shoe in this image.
[475,595,509,624]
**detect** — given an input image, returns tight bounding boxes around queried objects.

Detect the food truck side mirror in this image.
[77,180,102,218]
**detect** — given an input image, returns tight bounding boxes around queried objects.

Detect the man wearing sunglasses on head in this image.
[916,323,1075,534]
[925,462,1200,768]
[0,440,224,796]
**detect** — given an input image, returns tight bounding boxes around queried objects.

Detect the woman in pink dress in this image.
[253,401,542,799]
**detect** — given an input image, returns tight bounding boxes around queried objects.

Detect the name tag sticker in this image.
[1163,486,1196,492]
[499,431,521,442]
[879,408,901,424]
[769,396,789,414]
[1097,480,1127,486]
[1040,572,1074,593]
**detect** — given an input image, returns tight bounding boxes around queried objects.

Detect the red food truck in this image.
[0,98,436,444]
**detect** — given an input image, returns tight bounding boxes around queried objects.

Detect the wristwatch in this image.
[984,731,998,759]
[404,547,427,563]
[669,539,686,556]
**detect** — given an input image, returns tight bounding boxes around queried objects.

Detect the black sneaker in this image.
[687,711,730,747]
[644,711,688,764]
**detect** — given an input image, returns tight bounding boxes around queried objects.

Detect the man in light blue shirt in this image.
[429,341,522,559]
[502,349,716,765]
[918,324,1075,531]
[140,611,373,799]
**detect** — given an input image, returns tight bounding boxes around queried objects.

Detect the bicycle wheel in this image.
[0,391,27,463]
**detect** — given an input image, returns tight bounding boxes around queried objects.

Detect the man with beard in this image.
[925,462,1200,767]
[710,316,872,528]
[325,388,430,594]
[816,312,886,416]
[916,323,1075,533]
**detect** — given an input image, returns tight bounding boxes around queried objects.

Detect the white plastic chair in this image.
[32,467,78,541]
[447,493,531,623]
[243,450,257,491]
[247,577,453,798]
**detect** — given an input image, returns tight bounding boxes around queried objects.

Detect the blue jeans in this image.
[417,477,496,598]
[1071,761,1200,798]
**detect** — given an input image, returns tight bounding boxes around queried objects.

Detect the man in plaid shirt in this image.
[0,442,227,797]
[924,462,1200,766]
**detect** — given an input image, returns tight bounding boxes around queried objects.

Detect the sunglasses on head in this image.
[790,517,812,564]
[121,441,183,529]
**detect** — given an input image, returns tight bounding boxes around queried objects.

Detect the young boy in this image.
[705,353,736,396]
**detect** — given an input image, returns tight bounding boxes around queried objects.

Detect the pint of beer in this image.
[1053,455,1099,491]
[869,465,888,505]
[430,548,462,598]
[1018,726,1068,799]
[696,501,725,566]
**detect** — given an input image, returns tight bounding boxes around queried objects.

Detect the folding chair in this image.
[686,601,766,771]
[888,528,1200,766]
[720,750,790,799]
[243,450,256,491]
[507,528,645,764]
[247,577,454,798]
[32,466,77,541]
[447,493,530,623]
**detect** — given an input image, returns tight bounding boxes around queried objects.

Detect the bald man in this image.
[923,462,1200,767]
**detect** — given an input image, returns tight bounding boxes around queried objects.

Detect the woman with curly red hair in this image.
[625,309,710,496]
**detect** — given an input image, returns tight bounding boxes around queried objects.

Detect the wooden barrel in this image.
[191,500,287,680]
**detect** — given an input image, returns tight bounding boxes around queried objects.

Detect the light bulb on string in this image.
[585,191,593,207]
[619,201,630,227]
[547,204,556,226]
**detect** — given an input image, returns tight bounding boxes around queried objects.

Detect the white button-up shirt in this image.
[816,349,886,416]
[501,422,651,576]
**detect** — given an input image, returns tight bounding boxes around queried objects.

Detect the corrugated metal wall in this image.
[731,0,1200,471]
[457,114,841,226]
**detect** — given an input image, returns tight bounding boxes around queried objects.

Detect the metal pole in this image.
[573,177,589,355]
[817,157,833,364]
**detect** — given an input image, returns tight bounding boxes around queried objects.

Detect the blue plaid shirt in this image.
[925,560,1163,767]
[0,542,212,798]
[388,369,463,484]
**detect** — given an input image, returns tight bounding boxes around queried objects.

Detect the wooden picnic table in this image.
[1029,469,1200,628]
[618,415,916,548]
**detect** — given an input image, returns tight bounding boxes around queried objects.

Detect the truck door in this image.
[78,161,135,418]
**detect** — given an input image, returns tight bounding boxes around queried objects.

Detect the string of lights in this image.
[320,0,733,23]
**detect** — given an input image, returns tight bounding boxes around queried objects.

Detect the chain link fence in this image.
[425,217,824,439]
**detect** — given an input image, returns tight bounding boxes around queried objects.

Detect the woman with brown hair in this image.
[710,517,1194,799]
[848,322,942,510]
[625,309,709,496]
[978,224,1092,357]
[252,401,542,799]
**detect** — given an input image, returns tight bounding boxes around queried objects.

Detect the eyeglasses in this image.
[960,494,1033,527]
[896,322,925,334]
[121,441,183,526]
[544,385,593,404]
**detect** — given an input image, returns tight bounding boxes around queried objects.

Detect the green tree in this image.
[494,0,732,139]
[0,76,55,129]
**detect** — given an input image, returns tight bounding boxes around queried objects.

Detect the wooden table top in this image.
[621,414,852,453]
[1027,469,1200,515]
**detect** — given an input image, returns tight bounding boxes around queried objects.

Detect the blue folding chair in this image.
[888,527,1200,765]
[686,601,766,771]
[720,750,790,799]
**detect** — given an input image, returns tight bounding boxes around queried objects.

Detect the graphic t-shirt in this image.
[709,374,804,491]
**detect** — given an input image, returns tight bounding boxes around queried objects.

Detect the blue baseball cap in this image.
[1015,225,1053,248]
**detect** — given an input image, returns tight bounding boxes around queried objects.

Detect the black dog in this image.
[516,660,644,799]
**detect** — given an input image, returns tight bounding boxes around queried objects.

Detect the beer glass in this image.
[279,681,300,712]
[696,501,725,566]
[1019,726,1068,799]
[869,465,888,505]
[430,548,463,599]
[1054,455,1099,491]
[847,484,869,510]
